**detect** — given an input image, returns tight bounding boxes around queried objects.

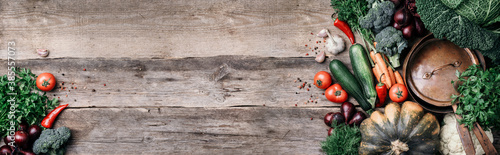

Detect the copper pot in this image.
[402,34,485,113]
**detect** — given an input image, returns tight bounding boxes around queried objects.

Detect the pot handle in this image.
[423,61,461,79]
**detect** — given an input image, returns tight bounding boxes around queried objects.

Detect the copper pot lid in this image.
[405,38,479,107]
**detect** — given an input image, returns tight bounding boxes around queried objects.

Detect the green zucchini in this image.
[349,44,377,108]
[329,59,372,111]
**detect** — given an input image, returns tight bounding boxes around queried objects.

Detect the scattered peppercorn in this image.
[104,84,106,86]
[92,89,96,92]
[295,104,297,107]
[62,74,65,76]
[83,68,86,71]
[305,53,309,56]
[305,45,308,47]
[311,118,313,120]
[307,88,310,91]
[311,32,313,35]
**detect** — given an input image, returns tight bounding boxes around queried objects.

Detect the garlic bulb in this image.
[325,30,345,55]
[37,49,49,57]
[317,29,329,38]
[315,50,325,63]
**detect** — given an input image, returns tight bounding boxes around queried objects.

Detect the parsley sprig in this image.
[321,123,361,155]
[0,68,59,137]
[452,65,500,130]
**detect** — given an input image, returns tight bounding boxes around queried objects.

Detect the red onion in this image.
[27,125,42,142]
[14,131,29,149]
[19,122,29,132]
[402,22,415,39]
[0,145,12,155]
[393,22,403,30]
[394,8,412,27]
[348,112,368,126]
[327,128,334,136]
[324,112,335,127]
[3,136,14,145]
[414,17,426,36]
[341,102,356,122]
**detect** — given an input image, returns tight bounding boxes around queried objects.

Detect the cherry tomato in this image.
[325,84,348,103]
[389,84,408,102]
[314,71,332,89]
[36,73,56,92]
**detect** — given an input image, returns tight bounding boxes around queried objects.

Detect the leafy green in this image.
[0,68,59,137]
[416,0,500,64]
[451,65,500,130]
[447,0,500,26]
[440,0,464,9]
[321,124,361,155]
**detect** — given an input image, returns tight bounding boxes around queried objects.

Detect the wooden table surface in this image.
[0,0,498,154]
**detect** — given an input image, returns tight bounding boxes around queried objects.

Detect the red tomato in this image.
[325,84,348,103]
[36,73,56,92]
[389,84,408,102]
[314,71,332,89]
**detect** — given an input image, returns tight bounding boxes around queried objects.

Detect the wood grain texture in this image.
[56,107,336,154]
[0,0,362,60]
[0,56,357,108]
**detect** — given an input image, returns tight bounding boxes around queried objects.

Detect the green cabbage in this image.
[441,0,500,26]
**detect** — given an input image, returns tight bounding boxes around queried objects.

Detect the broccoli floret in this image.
[33,126,71,155]
[359,1,395,33]
[375,27,408,68]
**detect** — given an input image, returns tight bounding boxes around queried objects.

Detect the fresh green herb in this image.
[321,123,361,155]
[452,65,500,130]
[0,68,59,137]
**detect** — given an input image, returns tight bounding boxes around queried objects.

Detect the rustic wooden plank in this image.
[0,56,357,108]
[55,107,338,154]
[0,0,361,60]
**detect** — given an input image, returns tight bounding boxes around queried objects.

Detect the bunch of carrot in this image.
[369,43,404,89]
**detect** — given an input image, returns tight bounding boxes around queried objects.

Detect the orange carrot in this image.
[374,64,385,84]
[375,53,392,89]
[387,66,396,86]
[373,68,380,82]
[394,71,404,84]
[370,51,377,64]
[373,42,377,48]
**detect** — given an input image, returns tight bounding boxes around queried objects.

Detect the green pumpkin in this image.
[359,101,440,155]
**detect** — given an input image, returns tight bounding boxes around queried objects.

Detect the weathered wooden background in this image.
[0,0,498,154]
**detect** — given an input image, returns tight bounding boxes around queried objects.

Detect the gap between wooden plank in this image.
[0,56,358,108]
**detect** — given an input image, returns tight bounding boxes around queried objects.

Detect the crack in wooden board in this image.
[0,56,359,108]
[0,0,367,60]
[48,107,345,154]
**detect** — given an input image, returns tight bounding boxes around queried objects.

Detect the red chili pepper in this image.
[333,18,355,44]
[41,104,68,128]
[375,74,387,108]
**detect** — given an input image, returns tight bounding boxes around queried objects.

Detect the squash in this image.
[359,101,440,155]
